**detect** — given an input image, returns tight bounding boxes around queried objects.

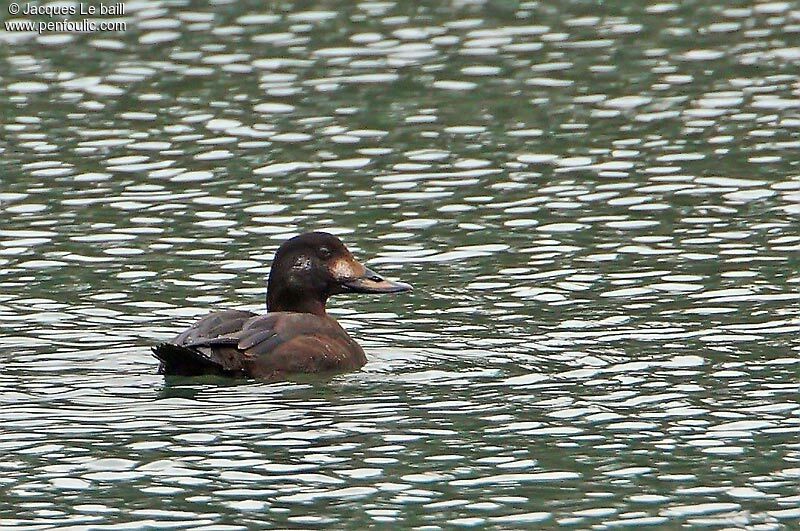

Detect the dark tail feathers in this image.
[152,343,227,376]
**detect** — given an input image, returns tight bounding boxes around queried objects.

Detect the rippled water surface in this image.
[2,0,800,528]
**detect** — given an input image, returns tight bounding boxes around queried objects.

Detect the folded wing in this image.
[152,309,256,376]
[152,310,365,378]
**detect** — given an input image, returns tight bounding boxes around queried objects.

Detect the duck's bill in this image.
[341,267,412,294]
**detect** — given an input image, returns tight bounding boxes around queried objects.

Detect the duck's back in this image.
[153,310,366,379]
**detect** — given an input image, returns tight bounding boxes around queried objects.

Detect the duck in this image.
[152,231,412,379]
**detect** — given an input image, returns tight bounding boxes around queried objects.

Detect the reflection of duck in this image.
[152,232,412,379]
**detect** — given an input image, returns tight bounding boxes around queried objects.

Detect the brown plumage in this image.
[152,232,411,380]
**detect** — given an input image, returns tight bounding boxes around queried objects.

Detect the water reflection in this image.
[2,0,800,528]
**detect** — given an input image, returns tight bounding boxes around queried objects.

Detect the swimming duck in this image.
[152,231,411,379]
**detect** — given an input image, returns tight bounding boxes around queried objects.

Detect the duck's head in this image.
[267,231,412,315]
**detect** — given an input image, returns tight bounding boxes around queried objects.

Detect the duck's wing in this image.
[233,313,367,377]
[154,312,365,379]
[173,309,258,345]
[152,309,257,376]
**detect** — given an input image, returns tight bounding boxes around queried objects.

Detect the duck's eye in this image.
[318,247,332,259]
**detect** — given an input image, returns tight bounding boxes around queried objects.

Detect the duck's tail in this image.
[152,343,226,376]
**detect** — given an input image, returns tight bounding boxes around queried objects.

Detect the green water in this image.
[1,0,799,528]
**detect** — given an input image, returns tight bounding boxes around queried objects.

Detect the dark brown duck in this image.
[152,232,411,379]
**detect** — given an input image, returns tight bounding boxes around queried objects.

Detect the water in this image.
[2,0,800,528]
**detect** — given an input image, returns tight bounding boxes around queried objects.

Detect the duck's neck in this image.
[267,286,327,316]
